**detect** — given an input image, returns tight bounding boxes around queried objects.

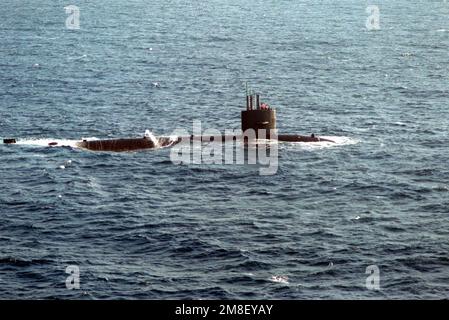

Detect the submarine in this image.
[3,92,334,150]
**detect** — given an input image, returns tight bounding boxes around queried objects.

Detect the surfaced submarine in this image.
[3,92,334,151]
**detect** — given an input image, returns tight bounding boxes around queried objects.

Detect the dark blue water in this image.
[1,0,449,299]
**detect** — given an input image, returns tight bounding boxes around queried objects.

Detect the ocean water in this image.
[1,0,449,299]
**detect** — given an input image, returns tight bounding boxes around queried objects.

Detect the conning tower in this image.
[241,91,276,139]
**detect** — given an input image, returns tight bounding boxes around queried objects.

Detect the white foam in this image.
[10,135,357,152]
[81,137,99,142]
[282,136,359,150]
[269,275,289,284]
[164,135,179,148]
[321,136,359,146]
[144,130,159,147]
[15,138,81,148]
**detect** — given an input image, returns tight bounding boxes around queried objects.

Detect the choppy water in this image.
[1,0,449,299]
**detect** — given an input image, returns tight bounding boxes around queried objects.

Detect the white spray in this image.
[144,130,159,147]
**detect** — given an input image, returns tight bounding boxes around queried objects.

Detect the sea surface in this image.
[1,0,449,299]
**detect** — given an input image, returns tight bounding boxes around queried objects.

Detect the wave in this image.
[7,135,356,152]
[14,138,84,148]
[281,136,359,150]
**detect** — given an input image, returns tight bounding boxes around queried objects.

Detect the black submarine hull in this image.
[76,137,179,152]
[74,134,334,152]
